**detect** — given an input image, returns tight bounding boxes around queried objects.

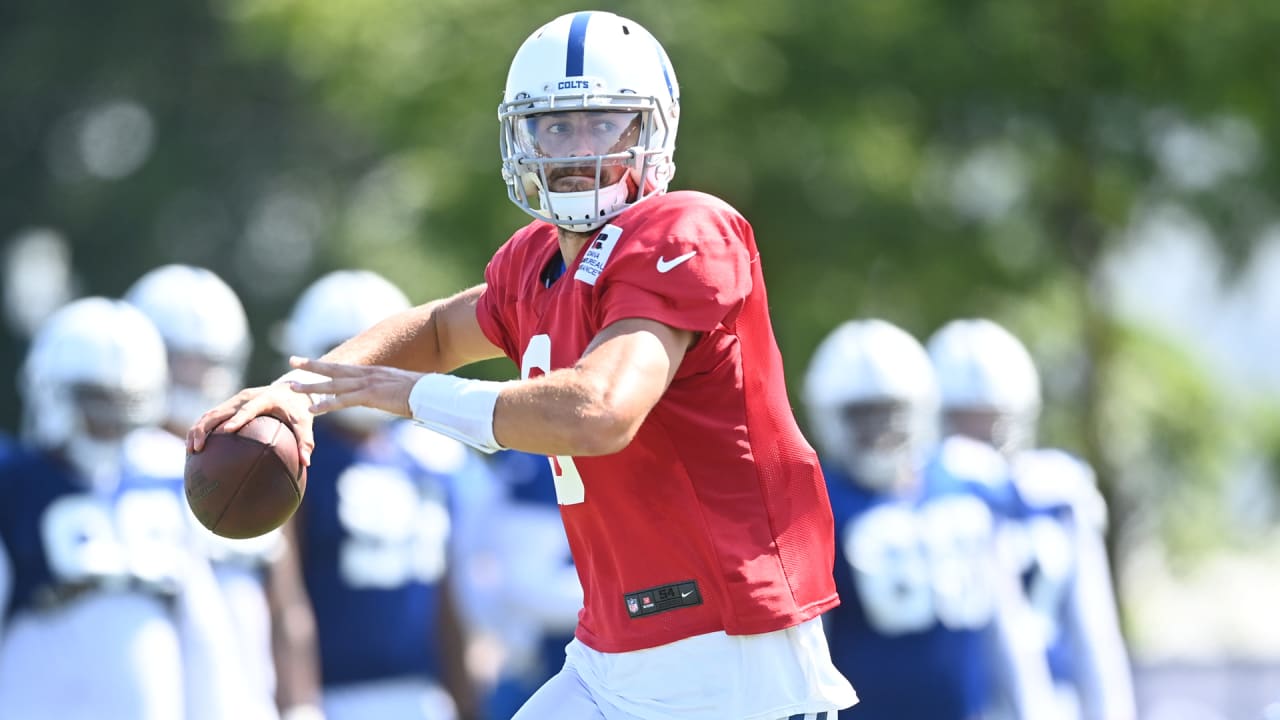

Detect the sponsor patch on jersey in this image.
[574,224,622,286]
[623,579,701,618]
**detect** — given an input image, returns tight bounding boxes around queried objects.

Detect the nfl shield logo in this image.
[627,597,640,615]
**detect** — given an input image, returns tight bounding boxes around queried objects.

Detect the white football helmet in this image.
[20,297,168,480]
[803,319,938,490]
[499,11,680,232]
[281,270,412,433]
[926,318,1041,455]
[125,264,251,431]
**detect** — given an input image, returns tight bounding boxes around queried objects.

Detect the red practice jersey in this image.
[476,190,839,653]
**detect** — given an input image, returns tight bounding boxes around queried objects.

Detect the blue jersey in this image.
[301,419,472,687]
[1006,449,1104,684]
[1007,449,1136,718]
[0,434,189,619]
[485,451,578,719]
[495,449,560,507]
[825,454,1005,720]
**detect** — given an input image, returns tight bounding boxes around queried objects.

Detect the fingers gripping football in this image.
[187,383,317,465]
[287,356,423,418]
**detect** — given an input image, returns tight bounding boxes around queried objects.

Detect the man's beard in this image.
[547,164,626,192]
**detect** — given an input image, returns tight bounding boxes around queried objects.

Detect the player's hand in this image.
[186,383,317,465]
[287,356,424,419]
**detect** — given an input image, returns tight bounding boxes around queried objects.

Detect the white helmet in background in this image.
[282,270,412,433]
[499,11,680,232]
[125,264,251,431]
[20,297,168,480]
[926,318,1041,455]
[803,319,938,491]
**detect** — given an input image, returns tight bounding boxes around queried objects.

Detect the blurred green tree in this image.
[0,0,379,417]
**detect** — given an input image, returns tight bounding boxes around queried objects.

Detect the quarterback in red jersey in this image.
[190,10,855,720]
[479,189,839,653]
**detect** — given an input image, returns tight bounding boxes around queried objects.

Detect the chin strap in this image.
[541,178,631,232]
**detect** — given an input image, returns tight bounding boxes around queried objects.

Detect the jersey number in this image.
[42,490,187,589]
[521,334,585,505]
[844,495,998,635]
[1003,515,1073,646]
[336,464,449,588]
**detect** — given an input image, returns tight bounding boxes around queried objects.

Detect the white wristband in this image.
[408,374,505,454]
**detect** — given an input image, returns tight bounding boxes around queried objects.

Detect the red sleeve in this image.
[597,194,753,333]
[475,238,520,362]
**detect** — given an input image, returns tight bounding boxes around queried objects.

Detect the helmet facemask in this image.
[837,401,918,492]
[166,349,244,432]
[941,406,1037,457]
[501,99,674,232]
[68,384,159,478]
[26,381,164,483]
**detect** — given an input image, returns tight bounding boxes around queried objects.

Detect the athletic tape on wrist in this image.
[408,373,505,454]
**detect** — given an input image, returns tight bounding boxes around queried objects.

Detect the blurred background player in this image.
[124,265,253,442]
[125,264,323,720]
[279,270,485,720]
[803,318,1055,720]
[927,317,1137,720]
[482,450,581,719]
[0,297,259,720]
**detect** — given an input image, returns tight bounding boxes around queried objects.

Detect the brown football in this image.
[184,415,306,539]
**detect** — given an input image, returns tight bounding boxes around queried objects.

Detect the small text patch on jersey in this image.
[624,580,701,617]
[574,225,622,285]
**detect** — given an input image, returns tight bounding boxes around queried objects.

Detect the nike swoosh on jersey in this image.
[656,250,697,273]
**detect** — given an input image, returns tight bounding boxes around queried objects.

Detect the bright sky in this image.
[1102,204,1280,399]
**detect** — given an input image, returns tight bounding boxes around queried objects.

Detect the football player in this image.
[927,318,1137,720]
[0,298,258,720]
[190,10,856,720]
[804,319,1056,720]
[125,264,323,720]
[279,270,484,720]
